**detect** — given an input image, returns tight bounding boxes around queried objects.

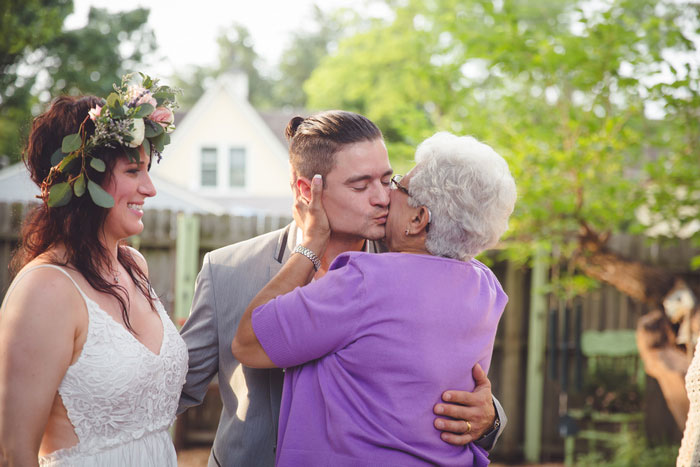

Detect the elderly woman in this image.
[232,132,517,466]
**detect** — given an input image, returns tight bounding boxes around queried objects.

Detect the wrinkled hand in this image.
[433,363,496,445]
[296,174,330,254]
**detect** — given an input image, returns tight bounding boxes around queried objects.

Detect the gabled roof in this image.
[170,73,291,166]
[257,108,307,148]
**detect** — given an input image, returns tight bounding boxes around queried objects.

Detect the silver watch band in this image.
[294,244,321,271]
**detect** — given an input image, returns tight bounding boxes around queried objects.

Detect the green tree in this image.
[0,0,72,82]
[0,4,156,162]
[173,24,275,110]
[173,10,348,111]
[307,0,700,424]
[216,24,275,108]
[272,6,349,108]
[0,0,73,162]
[307,0,699,296]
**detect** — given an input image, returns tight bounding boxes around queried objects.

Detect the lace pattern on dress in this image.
[23,265,188,463]
[678,340,700,466]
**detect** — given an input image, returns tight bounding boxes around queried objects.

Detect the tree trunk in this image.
[573,224,693,431]
[574,225,675,308]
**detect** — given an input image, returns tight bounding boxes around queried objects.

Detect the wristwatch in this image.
[294,244,321,271]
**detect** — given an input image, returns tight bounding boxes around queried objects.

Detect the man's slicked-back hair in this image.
[285,110,382,180]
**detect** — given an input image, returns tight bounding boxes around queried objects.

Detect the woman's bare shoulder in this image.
[2,256,85,321]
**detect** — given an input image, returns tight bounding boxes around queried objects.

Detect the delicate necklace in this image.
[110,266,120,284]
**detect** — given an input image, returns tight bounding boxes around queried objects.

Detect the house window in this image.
[229,147,246,188]
[201,147,217,187]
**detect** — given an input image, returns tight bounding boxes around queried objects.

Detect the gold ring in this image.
[466,421,472,434]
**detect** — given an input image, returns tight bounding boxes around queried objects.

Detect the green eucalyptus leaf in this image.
[90,157,106,172]
[106,92,120,108]
[87,180,115,208]
[142,138,151,157]
[154,85,171,95]
[48,182,72,207]
[111,104,125,117]
[62,157,79,175]
[57,152,78,172]
[125,147,141,162]
[151,132,166,153]
[144,119,164,137]
[133,103,154,118]
[73,174,86,197]
[141,74,153,88]
[61,133,81,153]
[50,148,66,166]
[153,87,174,101]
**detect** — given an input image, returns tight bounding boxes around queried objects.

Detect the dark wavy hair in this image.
[10,95,155,332]
[285,110,382,181]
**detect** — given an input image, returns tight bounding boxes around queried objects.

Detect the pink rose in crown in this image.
[88,105,102,121]
[126,85,157,108]
[149,106,175,131]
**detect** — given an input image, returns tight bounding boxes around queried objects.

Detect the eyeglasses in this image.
[390,174,410,196]
[390,174,432,232]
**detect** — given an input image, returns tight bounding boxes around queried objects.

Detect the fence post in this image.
[500,260,527,458]
[524,243,549,463]
[175,213,200,328]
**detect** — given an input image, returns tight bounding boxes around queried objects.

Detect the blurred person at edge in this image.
[0,78,186,466]
[233,131,516,466]
[179,112,508,466]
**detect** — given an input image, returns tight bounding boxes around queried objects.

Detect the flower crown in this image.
[40,72,178,208]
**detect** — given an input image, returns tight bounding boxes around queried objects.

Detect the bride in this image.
[0,74,187,466]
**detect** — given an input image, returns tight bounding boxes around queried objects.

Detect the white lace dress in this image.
[679,340,700,466]
[11,265,189,467]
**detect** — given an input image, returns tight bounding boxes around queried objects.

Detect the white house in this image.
[153,70,295,216]
[0,162,225,215]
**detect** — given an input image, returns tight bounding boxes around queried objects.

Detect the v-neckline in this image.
[83,295,166,357]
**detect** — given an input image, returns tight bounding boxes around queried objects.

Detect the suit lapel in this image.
[367,239,389,253]
[269,225,386,280]
[268,222,297,279]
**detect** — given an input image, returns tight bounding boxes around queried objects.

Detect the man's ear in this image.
[296,177,312,202]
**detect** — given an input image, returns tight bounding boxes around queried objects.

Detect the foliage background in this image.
[4,1,696,275]
[2,0,698,462]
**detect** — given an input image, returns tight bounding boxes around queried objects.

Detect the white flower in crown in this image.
[126,118,146,147]
[41,72,179,209]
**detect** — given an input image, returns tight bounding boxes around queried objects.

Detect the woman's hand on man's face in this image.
[295,174,330,256]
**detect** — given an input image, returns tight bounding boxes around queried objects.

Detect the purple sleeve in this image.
[251,258,366,368]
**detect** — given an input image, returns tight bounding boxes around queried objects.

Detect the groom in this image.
[178,110,506,466]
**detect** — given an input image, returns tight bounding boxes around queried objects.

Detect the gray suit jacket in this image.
[178,223,506,466]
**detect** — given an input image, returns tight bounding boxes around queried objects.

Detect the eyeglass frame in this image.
[390,174,410,196]
[390,174,432,231]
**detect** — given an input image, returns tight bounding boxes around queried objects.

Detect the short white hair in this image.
[408,132,517,261]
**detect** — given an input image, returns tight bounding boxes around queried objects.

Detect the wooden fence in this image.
[0,202,292,312]
[1,202,697,462]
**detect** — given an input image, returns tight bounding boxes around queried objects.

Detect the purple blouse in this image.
[253,251,507,466]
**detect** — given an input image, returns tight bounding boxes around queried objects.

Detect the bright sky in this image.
[67,0,358,78]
